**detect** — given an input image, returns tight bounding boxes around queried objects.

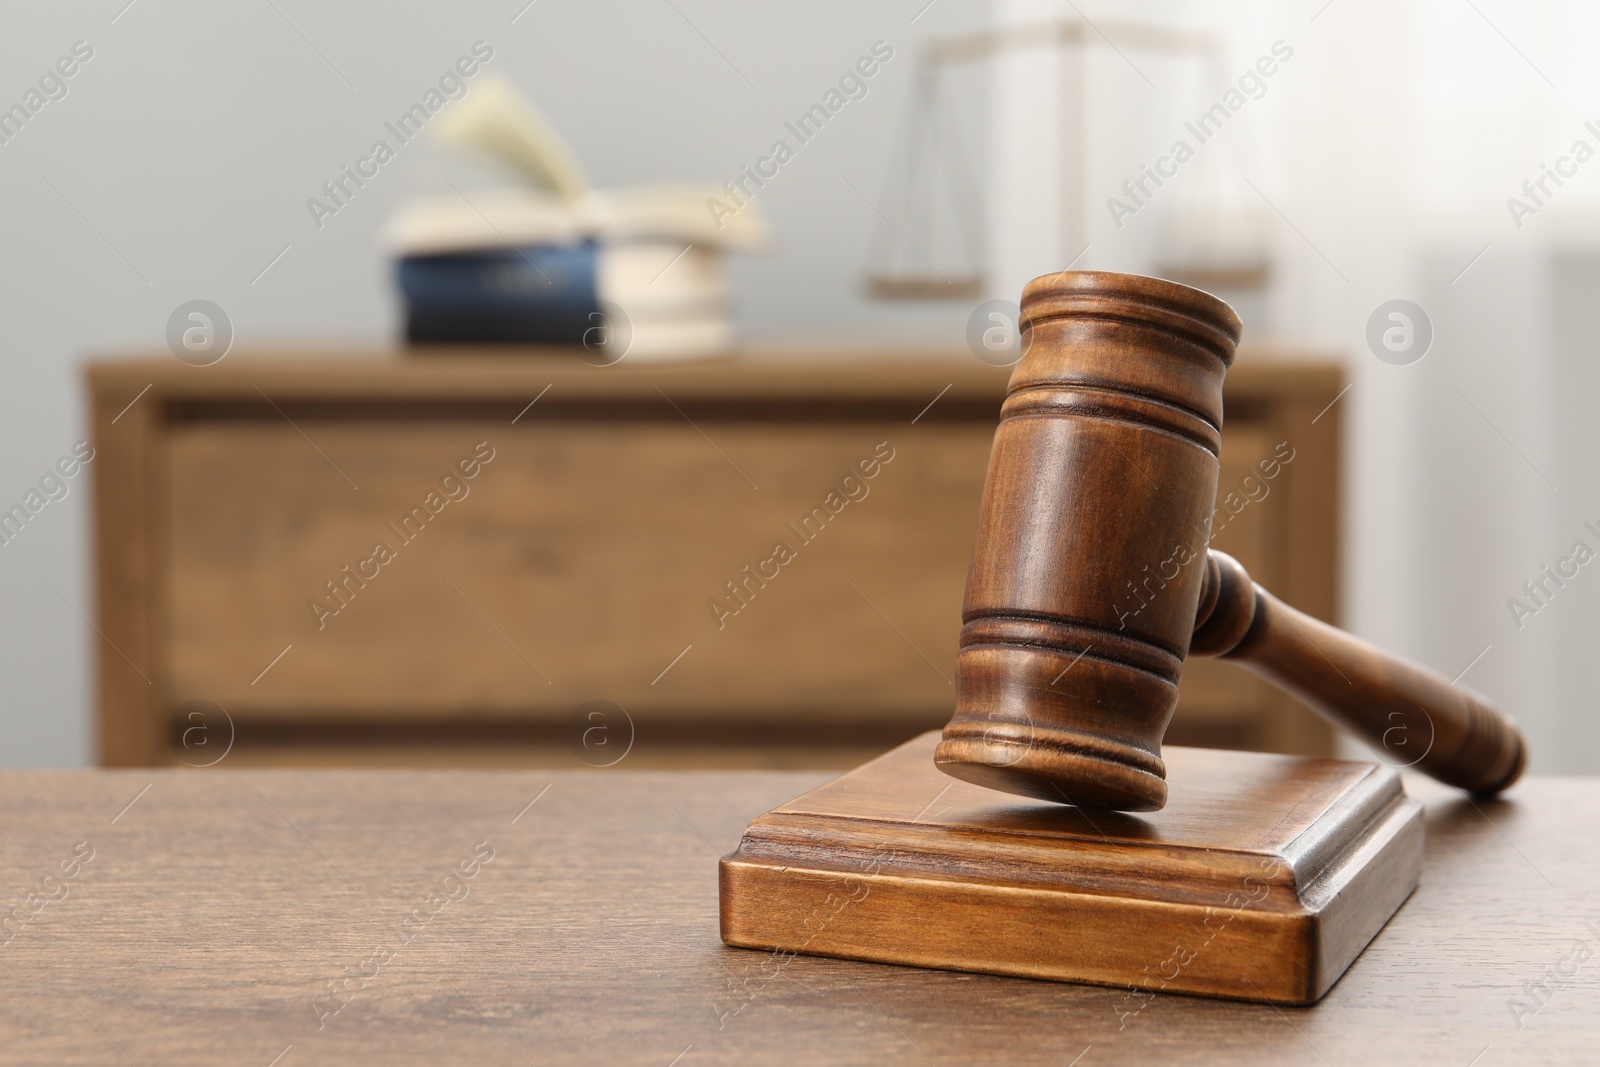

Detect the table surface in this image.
[1,766,1595,1065]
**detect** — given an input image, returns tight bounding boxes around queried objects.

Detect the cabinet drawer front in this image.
[166,420,992,722]
[165,416,1285,741]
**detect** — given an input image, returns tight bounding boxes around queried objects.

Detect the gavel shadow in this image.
[947,801,1158,841]
[1420,788,1528,854]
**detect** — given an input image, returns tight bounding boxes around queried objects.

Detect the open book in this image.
[385,76,767,360]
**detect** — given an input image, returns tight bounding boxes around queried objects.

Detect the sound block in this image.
[720,732,1422,1004]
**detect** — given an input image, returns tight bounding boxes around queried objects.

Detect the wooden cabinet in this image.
[86,347,1342,768]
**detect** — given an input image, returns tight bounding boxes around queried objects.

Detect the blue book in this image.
[397,243,600,345]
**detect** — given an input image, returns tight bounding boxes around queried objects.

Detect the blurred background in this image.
[2,0,1596,775]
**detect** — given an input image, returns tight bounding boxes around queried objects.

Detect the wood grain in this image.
[1193,550,1525,794]
[0,765,1591,1065]
[938,272,1248,810]
[722,732,1422,1003]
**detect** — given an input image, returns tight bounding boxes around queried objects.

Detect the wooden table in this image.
[2,766,1593,1065]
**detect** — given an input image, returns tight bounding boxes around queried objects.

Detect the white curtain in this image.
[989,0,1600,772]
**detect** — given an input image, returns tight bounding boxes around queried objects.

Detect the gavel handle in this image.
[1189,550,1526,795]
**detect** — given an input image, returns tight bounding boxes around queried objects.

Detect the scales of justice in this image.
[716,24,1520,1002]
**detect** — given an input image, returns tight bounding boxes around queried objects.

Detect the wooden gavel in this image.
[936,271,1526,811]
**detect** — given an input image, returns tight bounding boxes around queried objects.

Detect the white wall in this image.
[0,0,990,767]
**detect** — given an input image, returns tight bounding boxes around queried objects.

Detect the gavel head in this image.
[936,271,1243,811]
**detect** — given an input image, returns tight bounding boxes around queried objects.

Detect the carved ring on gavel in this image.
[935,270,1526,812]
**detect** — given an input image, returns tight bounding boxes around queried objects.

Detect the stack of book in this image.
[385,77,766,361]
